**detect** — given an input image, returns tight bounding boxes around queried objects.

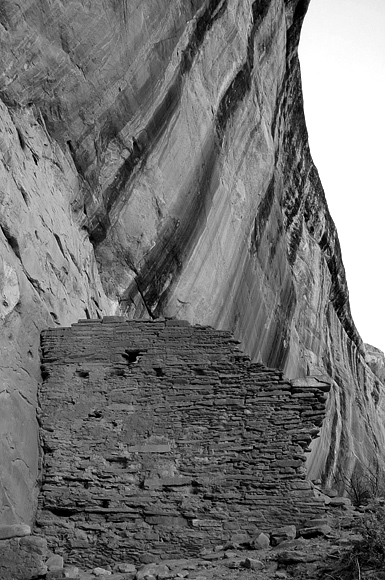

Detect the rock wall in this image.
[0,0,384,531]
[37,318,328,567]
[0,100,110,528]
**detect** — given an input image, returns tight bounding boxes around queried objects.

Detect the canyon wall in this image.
[0,0,384,529]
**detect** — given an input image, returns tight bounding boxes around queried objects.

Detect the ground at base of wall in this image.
[23,503,384,580]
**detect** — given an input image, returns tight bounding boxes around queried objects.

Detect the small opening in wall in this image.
[111,368,126,377]
[154,367,165,377]
[76,369,90,379]
[50,507,78,517]
[121,349,142,365]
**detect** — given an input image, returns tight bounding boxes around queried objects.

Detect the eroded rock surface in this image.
[0,0,384,533]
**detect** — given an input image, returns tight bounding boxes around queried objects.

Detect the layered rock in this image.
[365,344,385,385]
[37,318,328,566]
[0,0,384,530]
[0,100,110,528]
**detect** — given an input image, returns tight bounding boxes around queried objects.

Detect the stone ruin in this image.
[32,317,330,568]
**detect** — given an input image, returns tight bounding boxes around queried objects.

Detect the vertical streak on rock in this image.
[119,0,275,318]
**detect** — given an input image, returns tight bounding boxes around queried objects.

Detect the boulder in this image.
[329,497,352,508]
[242,557,264,570]
[253,532,270,549]
[46,555,64,571]
[270,526,297,546]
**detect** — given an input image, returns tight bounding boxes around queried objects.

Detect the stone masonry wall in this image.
[37,318,330,568]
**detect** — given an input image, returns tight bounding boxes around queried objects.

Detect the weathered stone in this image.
[328,497,352,508]
[0,524,31,540]
[298,525,332,538]
[304,518,330,527]
[270,526,297,546]
[201,552,225,561]
[253,532,270,549]
[114,564,137,574]
[137,563,170,580]
[277,551,321,564]
[321,488,338,498]
[37,320,327,564]
[46,555,64,571]
[0,535,48,580]
[242,557,264,570]
[223,558,242,569]
[92,568,111,576]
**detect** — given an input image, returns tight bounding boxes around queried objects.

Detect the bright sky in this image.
[299,0,385,353]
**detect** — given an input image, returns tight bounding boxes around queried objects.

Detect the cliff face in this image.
[0,0,384,526]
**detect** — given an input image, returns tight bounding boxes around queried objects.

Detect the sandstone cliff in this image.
[0,0,384,527]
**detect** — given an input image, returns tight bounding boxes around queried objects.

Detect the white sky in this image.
[299,0,385,353]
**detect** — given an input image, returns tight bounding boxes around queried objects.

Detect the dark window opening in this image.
[122,349,142,365]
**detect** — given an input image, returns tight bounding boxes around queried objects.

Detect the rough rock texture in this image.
[0,100,110,528]
[0,533,48,580]
[37,318,328,566]
[365,344,385,385]
[0,0,384,532]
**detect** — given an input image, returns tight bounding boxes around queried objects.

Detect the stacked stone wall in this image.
[37,318,330,567]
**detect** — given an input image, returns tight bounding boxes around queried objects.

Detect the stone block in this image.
[328,497,352,508]
[242,557,264,570]
[253,532,270,549]
[277,551,320,564]
[270,525,297,545]
[46,554,65,571]
[0,524,31,540]
[299,524,332,538]
[322,488,338,498]
[114,563,137,574]
[46,571,66,580]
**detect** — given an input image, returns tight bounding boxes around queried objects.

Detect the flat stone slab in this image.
[0,524,31,540]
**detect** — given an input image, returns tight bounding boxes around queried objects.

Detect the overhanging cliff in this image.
[0,0,384,530]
